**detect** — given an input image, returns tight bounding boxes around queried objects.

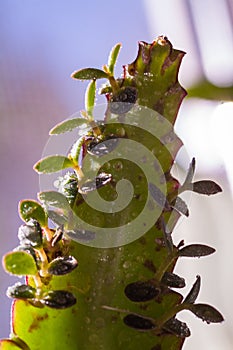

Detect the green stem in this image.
[156,303,188,328]
[108,75,119,94]
[36,248,49,277]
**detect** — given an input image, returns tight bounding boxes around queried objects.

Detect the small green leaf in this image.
[179,244,215,257]
[108,43,121,74]
[188,303,224,324]
[14,245,37,264]
[85,80,96,117]
[192,180,222,195]
[183,275,201,304]
[71,68,108,80]
[34,155,74,174]
[49,118,89,135]
[3,251,37,276]
[70,137,84,164]
[38,191,71,211]
[18,200,48,227]
[100,84,112,94]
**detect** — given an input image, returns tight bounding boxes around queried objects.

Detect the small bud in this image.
[18,219,43,248]
[87,137,119,157]
[63,178,78,197]
[7,283,36,300]
[124,281,159,302]
[161,272,186,288]
[48,256,78,276]
[55,173,79,204]
[110,86,137,114]
[163,318,191,337]
[123,314,156,330]
[42,290,76,309]
[79,173,112,193]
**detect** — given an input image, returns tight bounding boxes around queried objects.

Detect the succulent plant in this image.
[1,36,223,350]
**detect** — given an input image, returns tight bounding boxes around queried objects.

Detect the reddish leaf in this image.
[188,304,224,324]
[192,180,222,195]
[183,275,201,304]
[179,244,215,257]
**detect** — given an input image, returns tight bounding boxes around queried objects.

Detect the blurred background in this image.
[0,0,233,348]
